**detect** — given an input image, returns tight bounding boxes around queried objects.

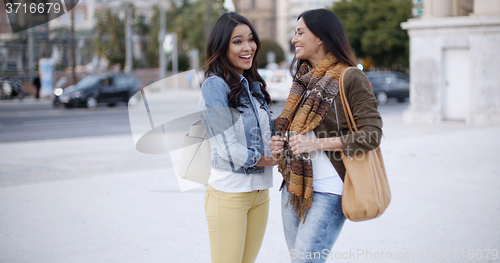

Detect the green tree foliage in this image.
[93,9,126,68]
[93,0,226,70]
[167,53,190,71]
[134,13,150,67]
[257,39,285,68]
[330,0,412,70]
[146,0,226,68]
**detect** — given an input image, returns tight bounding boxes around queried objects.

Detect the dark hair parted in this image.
[290,9,357,75]
[205,12,271,108]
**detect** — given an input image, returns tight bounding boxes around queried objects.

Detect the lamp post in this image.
[205,0,211,44]
[125,3,133,73]
[159,0,166,80]
[71,0,76,82]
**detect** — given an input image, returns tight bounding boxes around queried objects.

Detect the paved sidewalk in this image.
[1,105,499,262]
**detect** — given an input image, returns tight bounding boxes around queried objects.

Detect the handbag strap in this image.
[339,67,358,133]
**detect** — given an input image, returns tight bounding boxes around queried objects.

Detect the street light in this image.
[159,0,166,80]
[70,0,76,82]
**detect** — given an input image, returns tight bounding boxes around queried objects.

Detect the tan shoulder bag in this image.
[339,67,391,222]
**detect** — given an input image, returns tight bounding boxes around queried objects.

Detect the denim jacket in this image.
[199,74,275,175]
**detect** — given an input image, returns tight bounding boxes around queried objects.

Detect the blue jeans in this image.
[282,184,347,263]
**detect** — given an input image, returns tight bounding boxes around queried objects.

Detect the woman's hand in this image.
[271,135,285,156]
[255,156,278,167]
[288,134,320,154]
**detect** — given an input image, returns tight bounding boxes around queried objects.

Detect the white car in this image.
[265,69,293,103]
[258,69,274,83]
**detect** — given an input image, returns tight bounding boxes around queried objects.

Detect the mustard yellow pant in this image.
[205,184,270,263]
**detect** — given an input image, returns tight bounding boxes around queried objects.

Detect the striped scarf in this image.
[275,53,348,222]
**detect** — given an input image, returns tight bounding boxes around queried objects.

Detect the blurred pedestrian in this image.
[33,73,41,99]
[270,9,383,263]
[185,68,196,89]
[199,12,276,263]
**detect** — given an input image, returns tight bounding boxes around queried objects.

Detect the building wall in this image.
[280,0,341,60]
[423,0,473,17]
[48,0,95,31]
[48,0,156,31]
[235,0,343,61]
[402,0,500,125]
[233,0,277,41]
[0,2,10,35]
[473,0,500,15]
[276,0,292,55]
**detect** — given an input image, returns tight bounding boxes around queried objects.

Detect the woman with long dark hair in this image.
[270,9,383,262]
[199,12,276,263]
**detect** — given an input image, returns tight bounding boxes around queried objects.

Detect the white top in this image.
[208,96,273,193]
[305,131,343,195]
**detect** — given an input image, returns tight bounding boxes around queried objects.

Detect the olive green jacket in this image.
[313,68,383,182]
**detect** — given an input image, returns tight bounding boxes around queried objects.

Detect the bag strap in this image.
[339,67,358,133]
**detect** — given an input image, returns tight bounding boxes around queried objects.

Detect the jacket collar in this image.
[239,73,264,95]
[238,73,247,84]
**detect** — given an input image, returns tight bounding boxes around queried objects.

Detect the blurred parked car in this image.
[57,73,141,109]
[0,77,24,100]
[265,69,293,103]
[257,68,273,82]
[365,71,410,105]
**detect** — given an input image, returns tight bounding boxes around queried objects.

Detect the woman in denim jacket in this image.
[199,12,277,263]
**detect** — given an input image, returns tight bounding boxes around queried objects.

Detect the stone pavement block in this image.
[1,110,499,262]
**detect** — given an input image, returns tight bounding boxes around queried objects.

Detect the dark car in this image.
[58,73,141,109]
[365,71,410,105]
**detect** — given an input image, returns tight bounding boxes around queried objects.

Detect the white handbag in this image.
[177,120,211,185]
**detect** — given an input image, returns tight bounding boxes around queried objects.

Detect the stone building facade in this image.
[232,0,277,41]
[402,0,500,125]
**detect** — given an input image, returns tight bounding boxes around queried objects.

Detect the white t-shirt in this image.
[208,96,273,193]
[305,131,343,195]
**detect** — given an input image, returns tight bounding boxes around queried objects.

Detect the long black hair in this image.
[205,12,271,108]
[290,9,357,76]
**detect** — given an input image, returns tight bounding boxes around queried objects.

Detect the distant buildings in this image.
[232,0,277,41]
[48,0,95,31]
[46,0,158,31]
[233,0,342,62]
[402,0,500,125]
[0,0,158,75]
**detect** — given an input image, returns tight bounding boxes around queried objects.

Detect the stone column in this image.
[434,0,453,17]
[424,0,453,17]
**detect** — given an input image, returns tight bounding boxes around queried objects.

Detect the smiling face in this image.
[291,17,326,68]
[227,24,257,74]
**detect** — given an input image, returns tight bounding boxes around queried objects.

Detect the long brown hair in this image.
[205,12,271,108]
[290,9,357,76]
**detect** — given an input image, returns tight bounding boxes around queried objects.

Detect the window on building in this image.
[60,13,68,25]
[75,10,84,24]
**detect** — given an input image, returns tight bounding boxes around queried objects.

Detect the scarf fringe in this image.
[278,150,311,223]
[288,193,311,223]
